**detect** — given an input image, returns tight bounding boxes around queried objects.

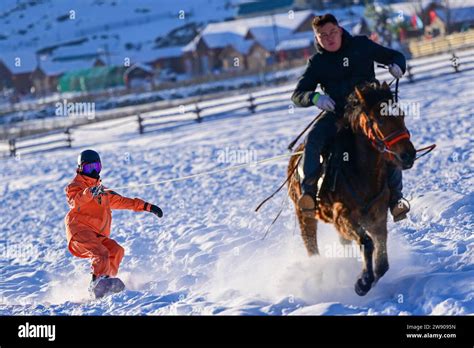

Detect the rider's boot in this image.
[387,164,410,222]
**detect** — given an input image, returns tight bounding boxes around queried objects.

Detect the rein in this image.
[359,109,435,163]
[414,144,436,160]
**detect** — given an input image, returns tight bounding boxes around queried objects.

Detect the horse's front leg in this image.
[354,226,375,296]
[296,208,319,256]
[371,222,389,282]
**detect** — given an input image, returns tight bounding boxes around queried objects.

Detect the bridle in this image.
[359,109,411,162]
[359,106,436,162]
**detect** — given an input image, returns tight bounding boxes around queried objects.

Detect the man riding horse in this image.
[292,14,410,221]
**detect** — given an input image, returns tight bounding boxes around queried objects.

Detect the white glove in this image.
[312,93,335,112]
[389,63,403,79]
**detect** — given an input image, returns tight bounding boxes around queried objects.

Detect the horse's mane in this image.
[342,81,394,132]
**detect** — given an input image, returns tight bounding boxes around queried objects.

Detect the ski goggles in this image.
[82,161,102,174]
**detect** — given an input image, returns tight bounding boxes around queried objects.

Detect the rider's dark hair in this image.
[312,14,339,30]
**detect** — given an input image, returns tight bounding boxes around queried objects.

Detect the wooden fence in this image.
[408,30,474,58]
[1,47,473,158]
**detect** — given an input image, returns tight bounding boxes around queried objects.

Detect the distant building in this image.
[124,63,155,89]
[246,42,272,71]
[429,4,474,34]
[58,66,126,93]
[0,61,13,91]
[30,67,49,96]
[218,41,270,71]
[0,49,104,95]
[276,36,314,64]
[389,1,474,37]
[37,58,105,95]
[1,50,38,95]
[144,46,187,74]
[218,44,249,72]
[1,5,369,96]
[183,9,315,75]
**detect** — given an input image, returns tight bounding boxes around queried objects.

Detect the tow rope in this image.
[112,151,304,190]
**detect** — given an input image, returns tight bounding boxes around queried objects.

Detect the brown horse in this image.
[287,81,415,296]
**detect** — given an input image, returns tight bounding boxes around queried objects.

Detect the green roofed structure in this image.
[58,66,125,92]
[237,0,294,17]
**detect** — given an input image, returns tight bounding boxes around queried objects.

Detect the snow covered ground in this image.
[0,65,473,315]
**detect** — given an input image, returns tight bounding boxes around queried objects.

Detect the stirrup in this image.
[391,197,410,222]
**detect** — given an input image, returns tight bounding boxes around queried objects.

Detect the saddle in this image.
[297,127,354,200]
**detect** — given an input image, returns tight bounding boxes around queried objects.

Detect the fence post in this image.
[65,128,72,148]
[9,139,16,157]
[248,94,256,114]
[406,64,414,83]
[195,103,202,123]
[451,52,460,73]
[137,113,144,134]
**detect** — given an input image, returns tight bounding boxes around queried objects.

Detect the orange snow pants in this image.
[69,230,125,277]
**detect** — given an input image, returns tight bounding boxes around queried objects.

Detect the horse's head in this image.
[345,81,416,169]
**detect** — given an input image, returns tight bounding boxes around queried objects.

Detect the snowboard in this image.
[91,277,125,299]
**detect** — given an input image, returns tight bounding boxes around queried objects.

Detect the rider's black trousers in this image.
[301,111,403,207]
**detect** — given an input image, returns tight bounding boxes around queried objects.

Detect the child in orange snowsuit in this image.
[64,149,162,284]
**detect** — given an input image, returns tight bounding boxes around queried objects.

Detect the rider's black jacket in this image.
[291,29,406,115]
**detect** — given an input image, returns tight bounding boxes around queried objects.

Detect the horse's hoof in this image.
[374,265,389,282]
[354,275,373,296]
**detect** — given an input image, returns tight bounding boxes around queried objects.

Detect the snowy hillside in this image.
[0,0,239,57]
[0,64,473,315]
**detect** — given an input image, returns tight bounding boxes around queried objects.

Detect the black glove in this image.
[145,202,163,218]
[90,185,105,197]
